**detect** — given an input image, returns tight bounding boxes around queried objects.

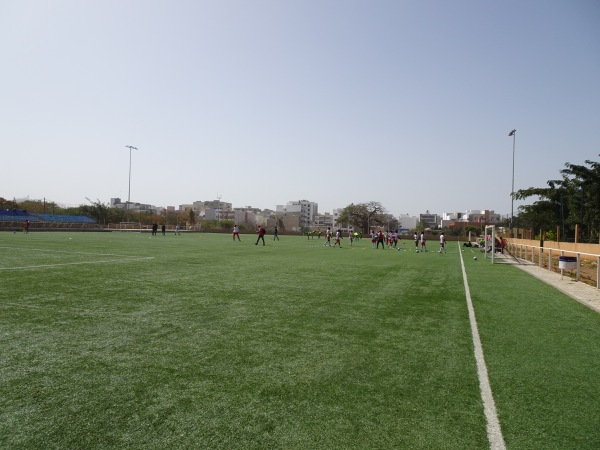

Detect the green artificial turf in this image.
[464,251,600,450]
[1,232,598,449]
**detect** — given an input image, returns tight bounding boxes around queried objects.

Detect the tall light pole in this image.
[125,145,138,222]
[508,130,516,234]
[217,193,222,224]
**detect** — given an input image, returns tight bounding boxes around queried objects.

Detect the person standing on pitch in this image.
[414,232,419,252]
[324,227,332,246]
[161,224,166,236]
[255,225,266,246]
[420,232,427,252]
[376,229,385,249]
[273,226,279,241]
[439,232,446,253]
[233,224,241,241]
[333,229,342,248]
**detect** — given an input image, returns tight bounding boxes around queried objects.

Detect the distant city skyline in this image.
[10,193,502,222]
[2,1,598,218]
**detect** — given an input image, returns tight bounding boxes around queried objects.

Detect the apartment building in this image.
[276,200,318,229]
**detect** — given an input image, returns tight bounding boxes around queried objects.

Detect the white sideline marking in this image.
[459,243,506,450]
[0,256,154,271]
[0,246,133,258]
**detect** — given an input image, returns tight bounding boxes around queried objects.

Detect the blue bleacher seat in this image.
[32,214,96,224]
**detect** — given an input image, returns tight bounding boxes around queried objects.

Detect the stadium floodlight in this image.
[508,130,516,235]
[125,145,138,222]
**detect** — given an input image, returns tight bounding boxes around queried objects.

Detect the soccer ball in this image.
[473,256,477,260]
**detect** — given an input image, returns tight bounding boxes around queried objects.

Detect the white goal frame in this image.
[484,225,496,263]
[118,221,142,231]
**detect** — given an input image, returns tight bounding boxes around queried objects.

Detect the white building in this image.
[440,210,502,227]
[398,214,418,231]
[312,212,334,230]
[233,209,257,226]
[111,197,160,216]
[463,210,502,224]
[419,212,439,229]
[442,212,459,221]
[332,208,343,227]
[276,200,318,228]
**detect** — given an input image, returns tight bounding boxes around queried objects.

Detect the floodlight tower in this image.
[508,130,516,234]
[125,145,138,221]
[217,193,222,224]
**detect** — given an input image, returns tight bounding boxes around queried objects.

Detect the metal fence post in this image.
[560,251,564,278]
[597,256,600,289]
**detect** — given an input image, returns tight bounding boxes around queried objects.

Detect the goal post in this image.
[118,221,142,232]
[484,225,496,263]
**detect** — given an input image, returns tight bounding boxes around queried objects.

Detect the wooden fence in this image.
[505,238,600,289]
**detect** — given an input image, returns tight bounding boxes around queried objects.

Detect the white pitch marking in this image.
[0,257,154,271]
[458,243,506,450]
[0,246,136,258]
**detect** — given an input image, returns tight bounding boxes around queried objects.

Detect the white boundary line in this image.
[458,243,506,450]
[0,246,134,258]
[0,256,154,271]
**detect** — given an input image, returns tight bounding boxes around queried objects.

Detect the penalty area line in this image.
[458,243,506,450]
[0,256,155,271]
[0,246,139,258]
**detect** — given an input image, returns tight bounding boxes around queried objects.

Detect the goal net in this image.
[484,225,496,263]
[118,221,142,231]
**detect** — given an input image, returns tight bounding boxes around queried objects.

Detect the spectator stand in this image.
[0,211,99,231]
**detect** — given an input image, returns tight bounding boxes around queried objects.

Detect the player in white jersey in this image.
[324,227,332,246]
[333,229,342,248]
[438,233,446,253]
[420,232,427,252]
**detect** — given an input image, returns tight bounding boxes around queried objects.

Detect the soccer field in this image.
[1,231,599,449]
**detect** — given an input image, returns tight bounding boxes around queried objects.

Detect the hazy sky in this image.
[2,1,599,218]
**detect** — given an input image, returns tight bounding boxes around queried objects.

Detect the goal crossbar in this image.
[118,221,142,231]
[484,225,496,263]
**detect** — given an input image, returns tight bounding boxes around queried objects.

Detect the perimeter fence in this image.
[505,239,600,289]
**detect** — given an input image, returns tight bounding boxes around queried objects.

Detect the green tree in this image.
[382,214,399,231]
[80,199,111,224]
[336,201,388,233]
[108,207,127,224]
[561,158,600,242]
[444,226,462,237]
[464,226,479,237]
[514,155,600,242]
[220,220,234,230]
[15,200,36,212]
[0,197,14,209]
[164,210,181,226]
